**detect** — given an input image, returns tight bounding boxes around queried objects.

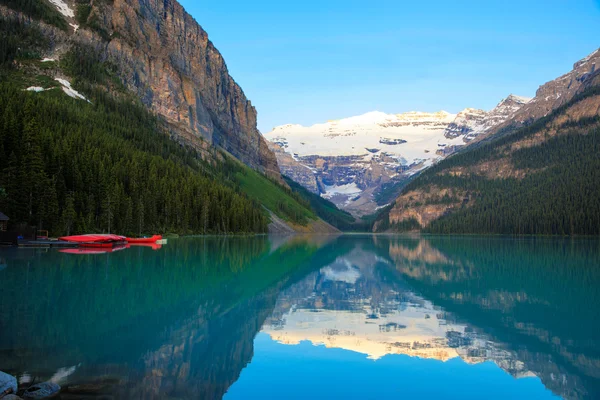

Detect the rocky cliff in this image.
[268,142,319,193]
[18,0,282,181]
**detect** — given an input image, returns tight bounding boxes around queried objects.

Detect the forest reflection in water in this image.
[0,235,598,399]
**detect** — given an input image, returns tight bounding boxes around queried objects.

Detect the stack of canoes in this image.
[59,234,163,250]
[59,234,127,248]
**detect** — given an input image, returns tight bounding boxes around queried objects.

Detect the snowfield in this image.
[48,0,75,18]
[55,78,90,102]
[321,182,362,199]
[265,110,465,167]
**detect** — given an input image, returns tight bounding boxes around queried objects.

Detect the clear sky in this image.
[179,0,600,133]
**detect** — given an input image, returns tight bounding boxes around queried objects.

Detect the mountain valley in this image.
[264,95,531,216]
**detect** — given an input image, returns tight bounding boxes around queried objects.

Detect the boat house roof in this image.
[0,212,9,221]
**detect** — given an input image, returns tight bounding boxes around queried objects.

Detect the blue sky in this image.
[179,0,600,133]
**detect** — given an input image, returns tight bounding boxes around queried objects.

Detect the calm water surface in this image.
[0,235,599,399]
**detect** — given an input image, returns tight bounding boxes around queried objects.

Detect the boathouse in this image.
[0,212,8,232]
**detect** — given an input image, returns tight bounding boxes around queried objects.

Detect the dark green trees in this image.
[0,81,269,235]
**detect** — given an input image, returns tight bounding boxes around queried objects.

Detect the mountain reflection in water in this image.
[0,235,598,399]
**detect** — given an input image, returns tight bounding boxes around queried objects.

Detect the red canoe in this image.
[59,234,127,249]
[126,235,162,244]
[59,234,127,244]
[129,242,163,250]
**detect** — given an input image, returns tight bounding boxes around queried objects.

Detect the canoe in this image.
[59,234,126,244]
[129,242,162,250]
[126,235,162,244]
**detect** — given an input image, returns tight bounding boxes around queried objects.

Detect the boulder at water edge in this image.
[0,371,17,395]
[22,382,60,399]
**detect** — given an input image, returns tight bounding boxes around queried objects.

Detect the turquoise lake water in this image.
[0,235,599,399]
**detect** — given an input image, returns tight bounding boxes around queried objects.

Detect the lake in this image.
[0,235,599,399]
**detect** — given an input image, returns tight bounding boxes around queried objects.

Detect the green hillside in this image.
[231,162,317,225]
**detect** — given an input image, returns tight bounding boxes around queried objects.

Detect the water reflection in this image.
[0,235,598,399]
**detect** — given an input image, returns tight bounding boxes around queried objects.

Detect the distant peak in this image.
[457,108,486,115]
[498,94,531,105]
[574,47,600,68]
[505,94,532,104]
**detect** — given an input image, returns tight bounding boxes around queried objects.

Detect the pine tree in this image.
[62,194,76,235]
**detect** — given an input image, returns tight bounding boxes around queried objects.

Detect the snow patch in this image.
[508,94,532,104]
[55,78,90,102]
[26,86,46,92]
[41,58,56,62]
[70,23,79,32]
[321,183,362,199]
[48,0,74,18]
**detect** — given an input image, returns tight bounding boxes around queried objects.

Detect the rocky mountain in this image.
[376,48,600,235]
[478,49,600,141]
[1,0,281,181]
[264,96,530,216]
[444,95,532,142]
[0,0,345,234]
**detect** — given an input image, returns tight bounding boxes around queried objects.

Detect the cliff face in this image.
[268,142,320,193]
[80,0,281,181]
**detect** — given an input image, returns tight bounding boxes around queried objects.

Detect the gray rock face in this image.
[0,371,17,395]
[95,0,282,181]
[268,142,319,193]
[444,108,487,140]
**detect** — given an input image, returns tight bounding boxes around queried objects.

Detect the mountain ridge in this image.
[374,47,600,235]
[264,94,530,216]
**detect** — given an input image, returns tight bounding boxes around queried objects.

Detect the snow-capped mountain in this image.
[264,96,530,216]
[443,95,531,142]
[268,110,456,161]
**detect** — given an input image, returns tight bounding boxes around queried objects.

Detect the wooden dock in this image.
[18,240,79,248]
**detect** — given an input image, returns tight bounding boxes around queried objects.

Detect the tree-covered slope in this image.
[0,17,319,235]
[375,83,600,235]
